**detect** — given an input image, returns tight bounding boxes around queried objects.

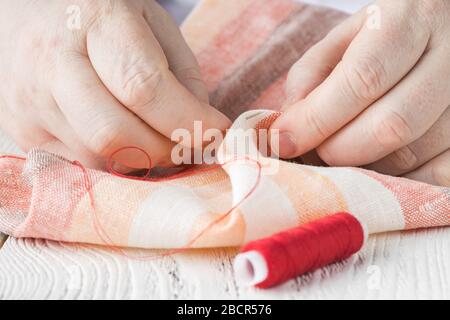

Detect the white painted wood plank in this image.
[0,129,23,246]
[0,128,449,299]
[0,228,448,299]
[0,129,22,155]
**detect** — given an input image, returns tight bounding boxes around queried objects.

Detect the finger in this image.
[318,46,450,166]
[403,150,450,187]
[366,107,450,176]
[37,100,106,168]
[86,4,230,147]
[143,1,209,103]
[39,138,101,168]
[47,123,143,172]
[51,51,175,169]
[285,10,364,105]
[14,90,103,166]
[41,137,137,173]
[272,5,430,158]
[0,109,54,152]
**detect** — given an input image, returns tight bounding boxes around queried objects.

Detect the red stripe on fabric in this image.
[358,169,450,229]
[197,0,297,92]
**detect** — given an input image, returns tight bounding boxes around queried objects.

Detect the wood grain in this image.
[0,228,448,299]
[0,130,22,248]
[0,129,449,299]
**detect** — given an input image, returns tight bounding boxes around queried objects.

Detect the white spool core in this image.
[233,251,268,287]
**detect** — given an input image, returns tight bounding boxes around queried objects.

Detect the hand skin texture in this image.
[272,0,450,187]
[0,0,230,169]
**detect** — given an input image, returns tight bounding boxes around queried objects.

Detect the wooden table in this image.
[1,130,449,299]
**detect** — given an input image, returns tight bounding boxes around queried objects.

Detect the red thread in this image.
[0,149,262,260]
[240,212,365,288]
[0,155,26,161]
[76,147,262,260]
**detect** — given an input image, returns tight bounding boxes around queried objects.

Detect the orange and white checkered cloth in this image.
[0,0,448,249]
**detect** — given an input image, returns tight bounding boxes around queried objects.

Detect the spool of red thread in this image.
[233,212,367,288]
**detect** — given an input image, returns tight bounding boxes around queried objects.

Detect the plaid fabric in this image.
[0,0,448,249]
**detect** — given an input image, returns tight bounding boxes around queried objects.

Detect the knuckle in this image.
[175,65,209,101]
[121,63,165,110]
[317,144,338,166]
[304,107,331,142]
[292,54,334,80]
[386,146,418,171]
[175,66,203,83]
[432,162,450,187]
[371,110,414,151]
[88,119,124,157]
[342,54,386,101]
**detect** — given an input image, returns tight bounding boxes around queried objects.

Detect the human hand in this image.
[0,0,229,169]
[271,0,450,186]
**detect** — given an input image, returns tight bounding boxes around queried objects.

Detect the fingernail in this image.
[278,131,297,158]
[111,161,134,174]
